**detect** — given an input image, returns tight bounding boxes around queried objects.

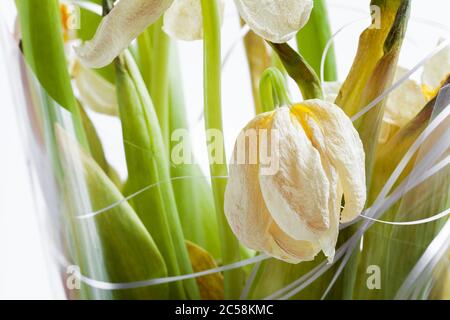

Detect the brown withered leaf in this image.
[186,241,224,300]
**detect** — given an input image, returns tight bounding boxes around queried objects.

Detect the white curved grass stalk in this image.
[395,220,450,299]
[76,253,268,290]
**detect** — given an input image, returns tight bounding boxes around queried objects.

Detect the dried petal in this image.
[307,117,341,261]
[267,223,320,263]
[422,39,450,90]
[163,0,224,41]
[225,100,365,264]
[75,0,174,68]
[224,113,277,250]
[300,100,366,223]
[72,60,118,116]
[186,241,224,300]
[259,107,331,242]
[163,0,203,40]
[224,112,321,263]
[323,81,341,103]
[384,67,426,128]
[234,0,313,43]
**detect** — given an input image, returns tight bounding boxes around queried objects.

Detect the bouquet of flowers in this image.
[3,0,449,300]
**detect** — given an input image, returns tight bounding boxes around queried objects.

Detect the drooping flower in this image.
[224,100,366,263]
[75,0,224,68]
[234,0,313,43]
[75,0,174,68]
[75,0,313,68]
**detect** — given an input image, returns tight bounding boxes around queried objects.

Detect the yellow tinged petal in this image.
[307,117,341,262]
[72,60,119,116]
[163,0,224,41]
[384,67,425,128]
[323,81,342,104]
[224,111,320,263]
[267,223,320,263]
[422,39,450,90]
[234,0,313,43]
[75,0,174,68]
[259,107,331,242]
[186,241,224,300]
[163,0,203,40]
[224,112,277,250]
[299,100,366,223]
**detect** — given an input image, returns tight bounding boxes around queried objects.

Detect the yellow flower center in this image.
[289,104,320,139]
[421,84,439,101]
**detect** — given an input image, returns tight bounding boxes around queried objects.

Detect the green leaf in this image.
[56,125,169,299]
[115,51,199,299]
[16,0,88,150]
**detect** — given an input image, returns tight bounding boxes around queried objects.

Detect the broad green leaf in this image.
[115,51,199,299]
[56,125,168,299]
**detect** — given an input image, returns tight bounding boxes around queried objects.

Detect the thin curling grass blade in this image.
[245,256,335,300]
[325,0,411,299]
[353,84,450,300]
[115,51,199,299]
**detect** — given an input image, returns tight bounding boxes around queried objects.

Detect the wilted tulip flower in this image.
[76,0,314,68]
[75,0,225,68]
[224,100,366,263]
[75,0,174,68]
[234,0,314,43]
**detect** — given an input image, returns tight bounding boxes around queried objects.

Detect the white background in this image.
[0,0,449,299]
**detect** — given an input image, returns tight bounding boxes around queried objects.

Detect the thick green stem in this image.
[200,0,243,299]
[269,42,324,100]
[150,18,171,146]
[137,29,153,89]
